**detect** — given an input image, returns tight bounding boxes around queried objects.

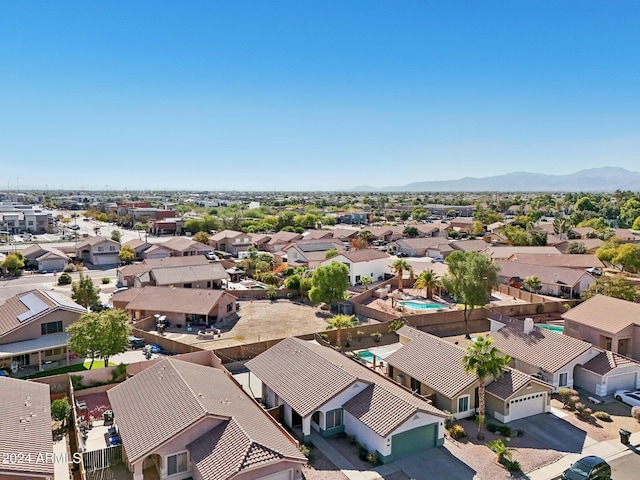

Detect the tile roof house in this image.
[161,237,213,257]
[283,239,345,268]
[209,230,254,256]
[385,326,552,423]
[263,231,304,253]
[506,253,604,270]
[116,255,210,287]
[107,358,306,480]
[122,239,151,261]
[141,243,172,260]
[390,237,452,258]
[21,244,69,272]
[246,337,447,464]
[135,262,230,289]
[76,235,121,266]
[562,295,640,362]
[488,314,599,391]
[554,237,604,254]
[319,249,392,285]
[574,350,640,396]
[450,239,492,253]
[495,260,596,298]
[481,246,562,260]
[113,286,237,326]
[0,289,85,374]
[0,377,54,479]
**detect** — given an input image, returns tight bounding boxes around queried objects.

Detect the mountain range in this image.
[349,167,640,192]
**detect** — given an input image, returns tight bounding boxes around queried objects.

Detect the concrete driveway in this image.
[509,412,595,454]
[377,446,477,480]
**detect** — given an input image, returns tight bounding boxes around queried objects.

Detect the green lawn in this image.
[25,360,116,379]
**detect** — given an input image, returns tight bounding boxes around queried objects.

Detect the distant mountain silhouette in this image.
[349,167,640,192]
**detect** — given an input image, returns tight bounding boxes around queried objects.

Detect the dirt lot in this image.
[157,299,359,349]
[550,392,640,442]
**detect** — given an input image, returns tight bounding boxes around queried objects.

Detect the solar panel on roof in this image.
[17,293,49,323]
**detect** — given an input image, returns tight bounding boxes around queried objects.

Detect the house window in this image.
[227,303,233,313]
[109,246,115,251]
[458,395,470,413]
[41,321,63,335]
[326,409,343,429]
[559,372,568,387]
[167,452,188,476]
[97,246,104,252]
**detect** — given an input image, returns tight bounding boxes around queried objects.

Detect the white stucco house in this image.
[320,249,391,285]
[246,337,447,464]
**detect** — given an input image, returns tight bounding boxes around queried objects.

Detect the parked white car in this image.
[613,390,640,407]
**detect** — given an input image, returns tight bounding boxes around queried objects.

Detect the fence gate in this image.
[83,444,122,471]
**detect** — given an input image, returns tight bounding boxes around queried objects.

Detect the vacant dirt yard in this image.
[156,299,373,349]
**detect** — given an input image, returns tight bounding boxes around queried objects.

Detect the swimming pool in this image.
[400,301,444,310]
[356,350,375,362]
[535,324,564,333]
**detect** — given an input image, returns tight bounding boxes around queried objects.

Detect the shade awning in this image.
[0,333,69,358]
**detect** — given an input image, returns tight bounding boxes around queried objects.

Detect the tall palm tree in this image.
[326,314,359,346]
[414,269,439,299]
[390,259,412,292]
[462,336,511,440]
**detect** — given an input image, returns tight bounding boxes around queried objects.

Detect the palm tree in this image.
[461,336,511,440]
[326,314,359,346]
[361,276,372,290]
[390,259,412,292]
[414,269,439,299]
[388,318,405,333]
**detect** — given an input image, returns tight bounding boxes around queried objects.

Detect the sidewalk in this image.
[527,430,640,480]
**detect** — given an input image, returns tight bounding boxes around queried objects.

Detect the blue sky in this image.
[1,1,639,191]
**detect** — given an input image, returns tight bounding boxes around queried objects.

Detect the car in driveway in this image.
[128,336,146,349]
[613,389,640,407]
[562,456,611,480]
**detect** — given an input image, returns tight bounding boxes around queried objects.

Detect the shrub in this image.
[574,403,593,421]
[63,264,76,273]
[515,429,525,437]
[487,423,500,433]
[498,425,512,437]
[299,443,312,458]
[566,395,580,411]
[448,424,467,440]
[558,388,579,408]
[487,438,513,464]
[266,287,277,301]
[593,411,612,422]
[101,277,110,284]
[346,433,357,445]
[58,272,72,285]
[358,446,368,461]
[502,459,521,472]
[366,450,380,466]
[70,375,84,390]
[111,363,128,383]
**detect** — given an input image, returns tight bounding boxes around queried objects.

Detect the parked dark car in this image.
[90,303,112,312]
[128,336,145,349]
[562,456,611,480]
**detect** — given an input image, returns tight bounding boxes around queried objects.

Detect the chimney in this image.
[524,317,534,334]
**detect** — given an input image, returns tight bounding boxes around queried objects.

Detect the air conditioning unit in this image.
[396,374,405,383]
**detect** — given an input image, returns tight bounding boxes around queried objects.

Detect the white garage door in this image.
[606,372,638,395]
[256,470,292,480]
[508,392,546,422]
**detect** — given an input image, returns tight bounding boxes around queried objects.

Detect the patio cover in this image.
[0,332,69,358]
[363,342,403,359]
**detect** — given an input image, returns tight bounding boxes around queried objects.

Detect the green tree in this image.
[462,336,510,440]
[110,229,122,243]
[575,196,597,212]
[388,318,405,333]
[192,231,209,244]
[71,274,101,309]
[442,251,500,339]
[414,269,439,299]
[581,276,639,302]
[619,198,640,227]
[284,274,302,298]
[326,314,358,346]
[57,272,72,285]
[632,216,640,231]
[118,244,135,264]
[390,259,412,292]
[67,310,131,368]
[51,397,71,428]
[411,207,428,221]
[2,252,25,276]
[523,275,542,294]
[309,262,350,306]
[553,217,572,240]
[612,243,640,272]
[566,241,587,254]
[361,276,372,290]
[472,221,485,236]
[403,226,419,238]
[325,248,339,259]
[595,238,621,264]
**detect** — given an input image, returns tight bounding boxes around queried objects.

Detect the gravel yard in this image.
[445,419,562,477]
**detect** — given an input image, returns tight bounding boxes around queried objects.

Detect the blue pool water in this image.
[535,323,564,333]
[400,301,443,310]
[357,351,375,362]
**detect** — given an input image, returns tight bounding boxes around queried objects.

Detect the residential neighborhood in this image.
[2,188,640,480]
